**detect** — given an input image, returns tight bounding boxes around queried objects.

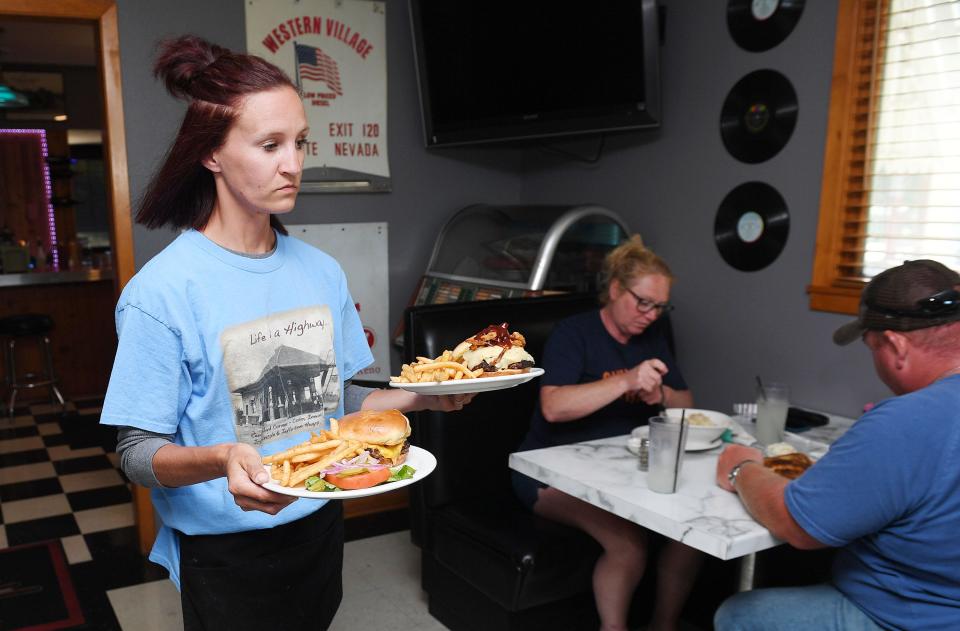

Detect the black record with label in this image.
[727,0,805,52]
[714,182,789,272]
[720,69,798,163]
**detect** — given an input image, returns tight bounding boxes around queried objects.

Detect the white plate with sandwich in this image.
[389,367,544,395]
[260,409,436,499]
[263,445,437,499]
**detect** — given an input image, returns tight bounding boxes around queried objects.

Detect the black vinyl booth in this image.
[401,293,754,630]
[403,293,602,630]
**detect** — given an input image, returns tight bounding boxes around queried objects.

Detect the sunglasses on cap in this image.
[867,288,960,319]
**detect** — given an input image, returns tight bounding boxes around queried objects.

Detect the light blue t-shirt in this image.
[101,230,373,588]
[785,373,960,630]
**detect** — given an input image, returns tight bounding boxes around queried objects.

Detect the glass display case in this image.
[411,204,630,306]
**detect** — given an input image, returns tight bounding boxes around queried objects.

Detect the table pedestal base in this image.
[737,552,756,591]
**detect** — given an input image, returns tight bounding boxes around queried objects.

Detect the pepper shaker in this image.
[638,437,649,471]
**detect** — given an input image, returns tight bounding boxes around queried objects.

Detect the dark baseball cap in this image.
[833,259,960,345]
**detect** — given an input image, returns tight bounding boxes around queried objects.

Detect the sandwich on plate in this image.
[452,322,535,376]
[311,409,414,491]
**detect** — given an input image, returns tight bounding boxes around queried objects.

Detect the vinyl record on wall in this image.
[727,0,805,52]
[720,69,798,163]
[714,182,789,272]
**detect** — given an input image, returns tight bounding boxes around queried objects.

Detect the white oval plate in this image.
[388,367,545,395]
[261,445,437,499]
[627,425,724,453]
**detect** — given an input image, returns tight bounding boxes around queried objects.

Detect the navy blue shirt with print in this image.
[519,310,686,451]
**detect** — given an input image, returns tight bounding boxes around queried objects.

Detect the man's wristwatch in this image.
[728,459,760,489]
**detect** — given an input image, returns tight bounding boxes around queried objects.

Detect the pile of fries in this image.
[390,349,484,384]
[262,419,366,488]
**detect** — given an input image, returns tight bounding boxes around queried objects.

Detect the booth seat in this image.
[402,293,748,630]
[403,293,605,630]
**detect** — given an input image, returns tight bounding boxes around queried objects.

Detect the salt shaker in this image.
[638,437,649,471]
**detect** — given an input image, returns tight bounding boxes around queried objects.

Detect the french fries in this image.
[261,423,362,488]
[262,439,342,464]
[390,349,483,383]
[288,441,362,488]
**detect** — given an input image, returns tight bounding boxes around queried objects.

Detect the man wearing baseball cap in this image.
[713,259,960,630]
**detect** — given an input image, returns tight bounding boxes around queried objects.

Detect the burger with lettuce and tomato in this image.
[307,409,415,491]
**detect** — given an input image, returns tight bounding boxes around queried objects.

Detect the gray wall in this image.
[116,0,524,350]
[518,1,889,417]
[115,0,890,418]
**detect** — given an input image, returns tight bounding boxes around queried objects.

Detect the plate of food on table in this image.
[761,442,815,479]
[628,408,735,453]
[389,322,544,395]
[260,409,437,499]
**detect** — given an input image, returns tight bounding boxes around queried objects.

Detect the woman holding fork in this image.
[512,236,702,631]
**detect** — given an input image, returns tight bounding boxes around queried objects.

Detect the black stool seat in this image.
[0,314,54,337]
[2,313,64,417]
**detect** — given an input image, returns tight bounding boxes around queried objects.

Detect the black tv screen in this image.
[410,0,661,148]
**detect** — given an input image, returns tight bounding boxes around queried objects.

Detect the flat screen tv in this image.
[409,0,662,148]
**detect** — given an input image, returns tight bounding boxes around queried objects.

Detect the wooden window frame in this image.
[809,0,888,314]
[0,0,134,295]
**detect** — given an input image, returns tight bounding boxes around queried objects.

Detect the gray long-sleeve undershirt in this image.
[116,381,377,488]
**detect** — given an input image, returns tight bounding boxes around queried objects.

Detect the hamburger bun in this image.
[763,452,813,480]
[337,409,410,445]
[477,368,528,378]
[336,409,411,466]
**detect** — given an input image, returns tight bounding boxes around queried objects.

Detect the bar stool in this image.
[1,313,66,417]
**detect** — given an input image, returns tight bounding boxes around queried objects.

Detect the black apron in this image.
[179,501,343,631]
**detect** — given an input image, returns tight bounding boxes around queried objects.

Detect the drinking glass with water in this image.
[647,415,689,493]
[756,382,789,446]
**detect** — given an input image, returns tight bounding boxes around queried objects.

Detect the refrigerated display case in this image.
[410,204,631,306]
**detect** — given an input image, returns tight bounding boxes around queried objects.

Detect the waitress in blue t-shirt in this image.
[100,36,473,631]
[513,235,703,631]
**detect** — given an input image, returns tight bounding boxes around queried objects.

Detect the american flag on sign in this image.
[294,43,343,96]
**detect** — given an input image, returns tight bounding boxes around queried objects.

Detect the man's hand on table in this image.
[715,444,826,549]
[716,444,763,492]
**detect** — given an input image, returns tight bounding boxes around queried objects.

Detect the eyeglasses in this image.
[869,288,960,319]
[623,286,674,315]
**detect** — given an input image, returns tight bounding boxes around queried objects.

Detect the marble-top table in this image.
[508,411,856,561]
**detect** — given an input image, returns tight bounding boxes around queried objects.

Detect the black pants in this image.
[179,502,343,631]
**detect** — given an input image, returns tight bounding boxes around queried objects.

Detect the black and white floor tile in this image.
[0,397,446,630]
[0,397,166,630]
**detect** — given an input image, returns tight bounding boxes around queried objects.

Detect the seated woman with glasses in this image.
[512,235,702,631]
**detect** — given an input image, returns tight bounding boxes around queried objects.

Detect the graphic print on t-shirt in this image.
[220,305,339,446]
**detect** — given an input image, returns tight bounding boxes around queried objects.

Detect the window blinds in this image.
[851,0,960,278]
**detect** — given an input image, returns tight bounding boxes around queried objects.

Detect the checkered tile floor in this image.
[0,397,167,630]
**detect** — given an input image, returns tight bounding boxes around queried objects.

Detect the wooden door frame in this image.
[0,0,148,552]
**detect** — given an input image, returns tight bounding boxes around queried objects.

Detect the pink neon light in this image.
[0,128,60,270]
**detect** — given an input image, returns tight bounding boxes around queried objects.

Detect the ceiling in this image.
[0,19,97,67]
